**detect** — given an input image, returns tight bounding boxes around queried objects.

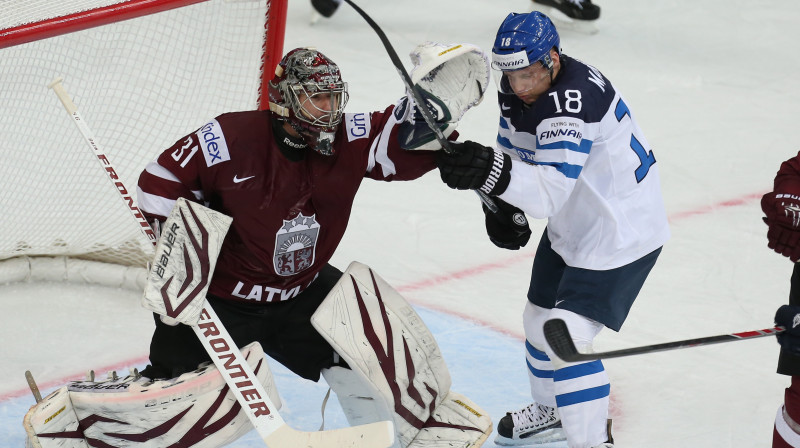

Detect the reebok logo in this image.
[233,175,255,184]
[282,137,307,149]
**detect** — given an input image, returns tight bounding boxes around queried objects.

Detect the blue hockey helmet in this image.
[491,12,560,73]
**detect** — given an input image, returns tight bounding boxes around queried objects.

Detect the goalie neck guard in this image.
[268,47,350,156]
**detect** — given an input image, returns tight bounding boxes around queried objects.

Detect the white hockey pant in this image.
[524,302,609,448]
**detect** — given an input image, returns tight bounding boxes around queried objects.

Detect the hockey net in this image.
[0,0,287,285]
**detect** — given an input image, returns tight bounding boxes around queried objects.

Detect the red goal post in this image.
[0,0,287,285]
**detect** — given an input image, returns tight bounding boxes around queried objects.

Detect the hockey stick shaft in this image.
[49,78,393,448]
[48,77,158,246]
[341,0,499,213]
[544,318,785,362]
[25,370,42,403]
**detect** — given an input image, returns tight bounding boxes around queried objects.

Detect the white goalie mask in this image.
[268,47,350,155]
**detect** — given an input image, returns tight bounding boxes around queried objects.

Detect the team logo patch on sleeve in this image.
[196,118,230,166]
[345,112,370,142]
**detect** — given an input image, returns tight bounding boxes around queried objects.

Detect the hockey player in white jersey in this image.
[435,11,669,448]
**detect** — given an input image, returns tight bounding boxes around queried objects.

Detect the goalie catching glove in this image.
[395,87,454,150]
[397,42,490,150]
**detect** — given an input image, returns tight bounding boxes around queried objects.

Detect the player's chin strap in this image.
[312,261,492,448]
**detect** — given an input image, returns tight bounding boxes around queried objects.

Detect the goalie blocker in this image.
[312,261,492,448]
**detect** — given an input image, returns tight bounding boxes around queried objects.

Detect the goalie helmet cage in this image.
[0,0,287,284]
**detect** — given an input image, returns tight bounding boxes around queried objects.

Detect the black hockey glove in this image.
[436,141,511,196]
[483,198,531,250]
[776,305,800,356]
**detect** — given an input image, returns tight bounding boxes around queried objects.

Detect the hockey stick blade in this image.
[544,318,785,362]
[342,0,498,213]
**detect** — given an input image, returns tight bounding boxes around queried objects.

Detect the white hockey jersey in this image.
[497,55,669,270]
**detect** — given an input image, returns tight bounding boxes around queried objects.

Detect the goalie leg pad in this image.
[312,261,491,447]
[24,386,88,448]
[406,391,492,448]
[321,366,394,427]
[24,341,279,448]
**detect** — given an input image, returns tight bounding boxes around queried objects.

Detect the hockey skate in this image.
[531,0,600,34]
[495,402,566,446]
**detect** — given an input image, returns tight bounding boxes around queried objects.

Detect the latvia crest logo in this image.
[274,213,320,276]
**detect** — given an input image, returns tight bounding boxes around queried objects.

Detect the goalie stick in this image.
[341,0,500,214]
[48,77,394,448]
[544,318,785,362]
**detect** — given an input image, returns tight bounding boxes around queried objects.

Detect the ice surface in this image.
[3,0,800,446]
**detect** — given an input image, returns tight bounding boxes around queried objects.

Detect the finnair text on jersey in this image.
[539,129,583,141]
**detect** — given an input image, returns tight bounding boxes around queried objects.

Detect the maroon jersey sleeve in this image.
[137,126,208,223]
[340,104,440,182]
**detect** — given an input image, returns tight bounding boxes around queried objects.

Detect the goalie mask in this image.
[268,47,349,156]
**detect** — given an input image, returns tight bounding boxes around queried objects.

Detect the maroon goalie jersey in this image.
[137,107,437,304]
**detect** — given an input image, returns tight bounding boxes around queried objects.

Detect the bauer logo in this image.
[154,222,180,279]
[345,112,370,142]
[491,51,528,70]
[196,119,231,167]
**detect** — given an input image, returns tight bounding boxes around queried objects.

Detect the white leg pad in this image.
[24,385,88,448]
[312,261,492,447]
[24,341,279,448]
[405,390,492,448]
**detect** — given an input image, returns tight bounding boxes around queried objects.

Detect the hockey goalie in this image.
[23,41,492,447]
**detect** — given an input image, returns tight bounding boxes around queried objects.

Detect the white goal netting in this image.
[0,0,279,277]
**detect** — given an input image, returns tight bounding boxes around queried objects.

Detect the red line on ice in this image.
[2,192,764,403]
